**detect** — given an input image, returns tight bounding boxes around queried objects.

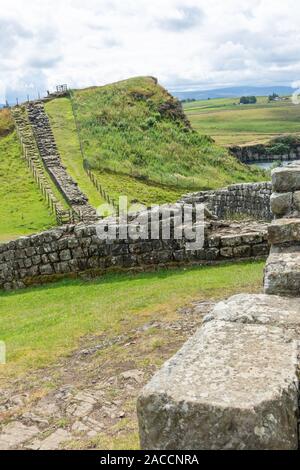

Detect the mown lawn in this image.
[71,77,264,191]
[0,131,56,242]
[184,96,300,145]
[0,261,264,381]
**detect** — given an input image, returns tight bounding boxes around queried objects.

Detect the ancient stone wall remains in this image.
[11,106,72,225]
[264,163,300,296]
[26,102,98,223]
[138,163,300,450]
[179,182,272,220]
[0,210,268,291]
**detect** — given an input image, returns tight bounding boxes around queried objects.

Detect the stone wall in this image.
[264,163,300,296]
[0,212,268,291]
[179,182,272,220]
[137,164,300,450]
[27,102,98,223]
[230,142,300,164]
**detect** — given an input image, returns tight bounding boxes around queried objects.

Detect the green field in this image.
[0,111,56,242]
[0,260,264,381]
[183,96,300,145]
[70,77,264,192]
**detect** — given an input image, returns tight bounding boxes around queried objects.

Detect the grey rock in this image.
[138,320,299,450]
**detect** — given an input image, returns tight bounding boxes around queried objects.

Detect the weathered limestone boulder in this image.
[268,219,300,245]
[264,252,300,296]
[270,192,293,216]
[272,167,300,193]
[138,301,299,450]
[204,293,300,330]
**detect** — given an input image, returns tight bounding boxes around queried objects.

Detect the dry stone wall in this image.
[0,211,268,291]
[11,106,72,225]
[26,102,98,223]
[180,182,272,220]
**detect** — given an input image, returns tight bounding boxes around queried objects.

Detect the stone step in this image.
[268,218,300,245]
[264,251,300,296]
[137,293,300,450]
[272,166,300,193]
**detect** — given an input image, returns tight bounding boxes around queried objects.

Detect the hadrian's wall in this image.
[0,210,268,291]
[180,182,272,220]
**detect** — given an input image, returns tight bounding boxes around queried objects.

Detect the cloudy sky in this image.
[1,0,300,101]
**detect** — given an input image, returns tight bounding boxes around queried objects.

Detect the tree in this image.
[239,96,257,104]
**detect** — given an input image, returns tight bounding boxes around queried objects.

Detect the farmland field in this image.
[183,96,300,145]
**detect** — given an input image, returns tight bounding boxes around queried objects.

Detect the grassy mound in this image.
[0,109,56,241]
[71,77,265,191]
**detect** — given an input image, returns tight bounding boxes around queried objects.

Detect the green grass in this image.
[70,76,265,191]
[183,96,300,145]
[93,169,183,206]
[44,98,105,210]
[0,118,56,242]
[0,261,264,380]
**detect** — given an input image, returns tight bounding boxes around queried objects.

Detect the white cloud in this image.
[1,0,300,101]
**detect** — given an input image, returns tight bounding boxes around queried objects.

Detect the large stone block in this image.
[272,167,300,193]
[268,219,300,245]
[264,252,300,296]
[137,319,299,450]
[270,192,292,216]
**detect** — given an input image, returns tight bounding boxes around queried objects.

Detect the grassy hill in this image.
[183,96,300,145]
[69,77,264,194]
[0,109,56,242]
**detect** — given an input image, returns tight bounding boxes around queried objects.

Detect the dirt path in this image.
[0,299,215,450]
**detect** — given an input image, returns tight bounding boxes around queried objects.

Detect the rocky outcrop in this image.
[138,163,300,450]
[230,140,300,164]
[26,102,98,223]
[179,182,272,221]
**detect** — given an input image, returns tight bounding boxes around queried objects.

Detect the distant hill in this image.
[172,86,294,101]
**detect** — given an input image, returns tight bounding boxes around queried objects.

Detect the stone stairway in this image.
[26,102,99,223]
[137,162,300,450]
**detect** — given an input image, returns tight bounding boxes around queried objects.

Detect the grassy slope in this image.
[0,110,56,242]
[72,77,265,191]
[183,96,300,145]
[93,169,182,205]
[45,97,180,206]
[0,261,264,380]
[44,98,106,209]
